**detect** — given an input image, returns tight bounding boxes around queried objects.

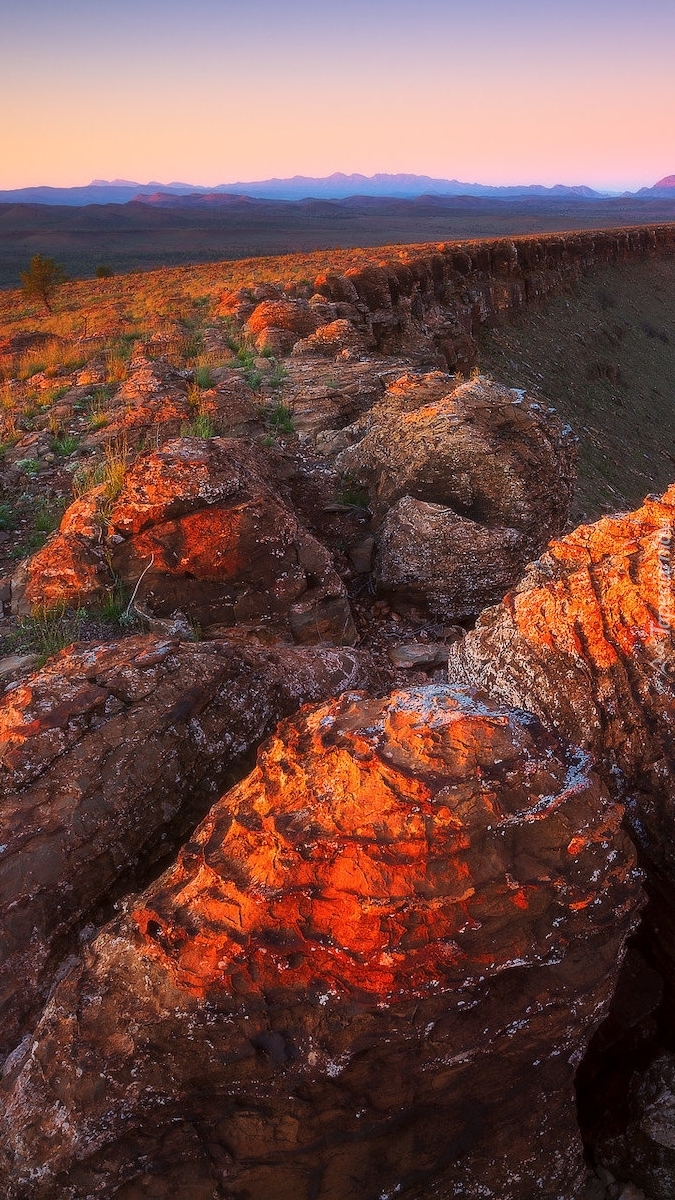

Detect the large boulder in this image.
[374,495,525,619]
[0,633,373,1058]
[0,686,640,1199]
[445,485,675,1180]
[245,300,319,347]
[446,486,675,893]
[336,374,577,619]
[12,438,357,645]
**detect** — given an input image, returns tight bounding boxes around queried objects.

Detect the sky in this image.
[1,0,673,192]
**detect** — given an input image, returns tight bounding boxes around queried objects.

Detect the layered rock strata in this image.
[0,633,373,1058]
[446,486,675,895]
[445,485,675,1179]
[0,687,641,1199]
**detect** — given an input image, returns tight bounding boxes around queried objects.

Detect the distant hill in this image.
[637,175,675,197]
[2,189,675,289]
[0,173,609,207]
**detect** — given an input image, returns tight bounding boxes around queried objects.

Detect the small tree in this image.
[20,254,67,313]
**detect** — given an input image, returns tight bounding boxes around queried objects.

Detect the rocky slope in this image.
[1,233,675,1198]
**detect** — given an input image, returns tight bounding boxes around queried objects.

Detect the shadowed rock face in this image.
[375,495,524,620]
[337,374,577,618]
[12,438,357,645]
[0,687,641,1200]
[0,634,374,1059]
[604,1053,675,1200]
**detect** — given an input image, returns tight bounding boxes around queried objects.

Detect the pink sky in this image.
[2,0,673,192]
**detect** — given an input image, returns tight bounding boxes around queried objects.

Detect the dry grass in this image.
[1,234,674,538]
[73,436,129,506]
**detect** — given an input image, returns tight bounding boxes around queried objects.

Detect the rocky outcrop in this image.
[12,437,358,645]
[445,485,675,1185]
[446,486,675,884]
[245,299,319,352]
[292,318,366,357]
[0,686,641,1199]
[0,633,374,1059]
[337,373,577,618]
[79,356,261,449]
[312,227,675,367]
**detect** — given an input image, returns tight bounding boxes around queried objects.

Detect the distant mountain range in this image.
[636,175,675,198]
[1,171,673,207]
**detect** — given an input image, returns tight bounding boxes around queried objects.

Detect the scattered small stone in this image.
[0,654,37,679]
[617,1184,646,1200]
[348,535,374,573]
[388,643,449,670]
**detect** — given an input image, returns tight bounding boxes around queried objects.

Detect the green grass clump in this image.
[73,438,128,510]
[12,602,86,667]
[0,502,16,531]
[97,578,131,624]
[194,365,214,389]
[336,473,370,508]
[268,363,288,389]
[181,412,215,438]
[259,400,295,438]
[16,457,41,477]
[52,433,79,456]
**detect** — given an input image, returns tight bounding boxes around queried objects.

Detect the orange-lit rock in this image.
[13,438,357,645]
[245,299,319,341]
[0,633,373,1059]
[447,486,675,1017]
[447,487,675,834]
[292,317,365,357]
[0,687,641,1199]
[337,373,577,618]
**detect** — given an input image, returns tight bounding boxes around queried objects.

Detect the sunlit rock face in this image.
[336,374,577,618]
[245,299,320,352]
[0,687,640,1200]
[0,634,373,1060]
[447,490,675,868]
[444,482,675,1156]
[12,438,357,645]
